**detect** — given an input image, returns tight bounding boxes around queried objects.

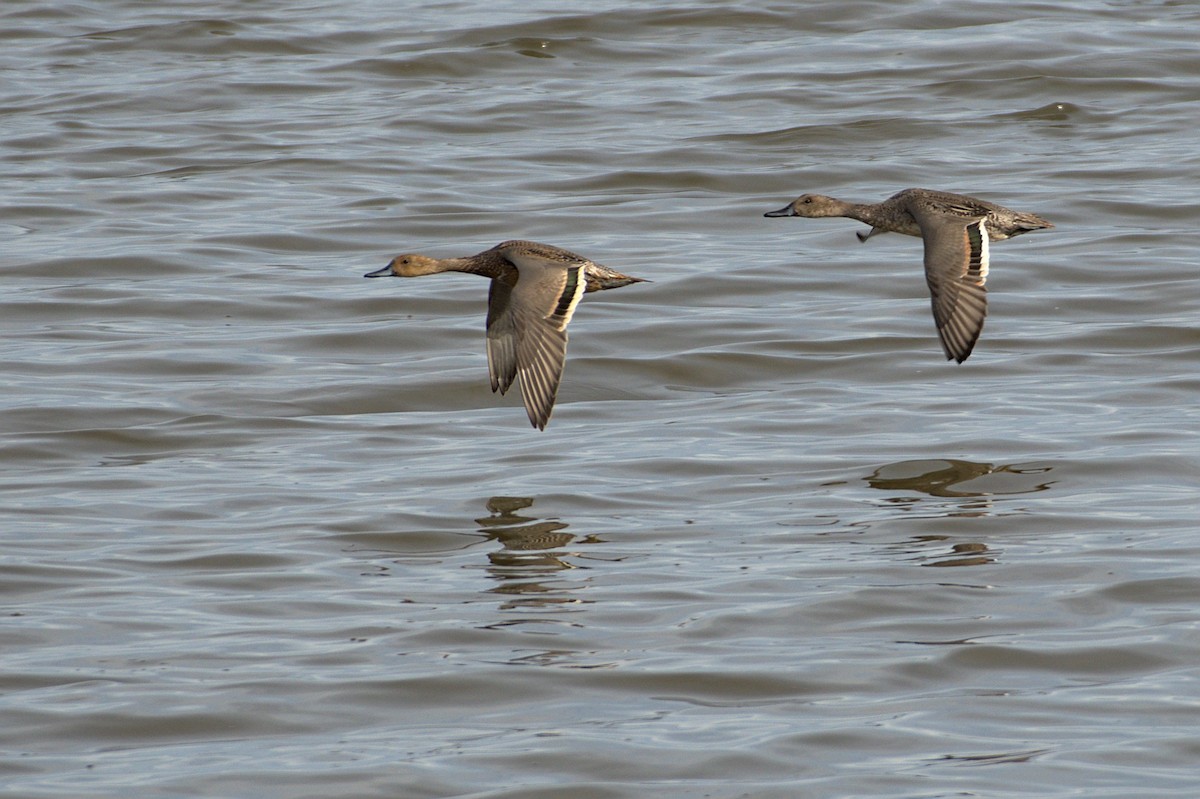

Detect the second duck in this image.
[765,188,1053,363]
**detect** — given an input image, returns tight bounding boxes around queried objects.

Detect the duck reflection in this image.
[866,459,1054,499]
[475,496,600,609]
[910,537,996,568]
[865,458,1054,520]
[865,459,1054,567]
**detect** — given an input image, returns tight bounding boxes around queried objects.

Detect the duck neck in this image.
[436,256,480,274]
[448,254,517,284]
[843,201,888,228]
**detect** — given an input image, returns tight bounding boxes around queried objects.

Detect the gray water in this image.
[3,1,1200,797]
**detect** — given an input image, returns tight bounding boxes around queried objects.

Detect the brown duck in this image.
[765,188,1053,363]
[366,240,644,430]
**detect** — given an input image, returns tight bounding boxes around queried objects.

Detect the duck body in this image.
[765,187,1053,242]
[765,188,1052,363]
[365,240,644,430]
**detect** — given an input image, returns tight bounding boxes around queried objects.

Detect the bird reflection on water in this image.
[474,496,607,610]
[863,459,1056,567]
[866,459,1055,502]
[474,497,620,668]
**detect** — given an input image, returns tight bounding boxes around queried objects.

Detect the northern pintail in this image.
[366,240,644,430]
[765,188,1053,363]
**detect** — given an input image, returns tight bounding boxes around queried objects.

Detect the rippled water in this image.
[4,1,1200,796]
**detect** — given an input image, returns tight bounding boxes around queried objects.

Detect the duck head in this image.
[364,254,443,278]
[764,194,844,219]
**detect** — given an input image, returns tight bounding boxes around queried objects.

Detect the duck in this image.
[365,240,644,430]
[764,188,1053,363]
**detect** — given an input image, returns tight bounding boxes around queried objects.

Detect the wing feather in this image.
[485,280,518,394]
[914,212,990,363]
[501,252,588,429]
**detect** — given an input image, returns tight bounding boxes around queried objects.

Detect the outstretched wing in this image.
[488,247,588,429]
[486,280,519,394]
[916,213,989,363]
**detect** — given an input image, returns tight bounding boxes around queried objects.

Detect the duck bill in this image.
[763,205,796,218]
[364,265,395,278]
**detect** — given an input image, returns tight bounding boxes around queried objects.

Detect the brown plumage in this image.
[765,188,1053,362]
[365,240,644,430]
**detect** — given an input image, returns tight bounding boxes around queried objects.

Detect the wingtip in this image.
[943,343,975,364]
[938,333,977,364]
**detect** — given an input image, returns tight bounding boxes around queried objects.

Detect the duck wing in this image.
[485,280,519,395]
[913,210,990,363]
[487,247,588,429]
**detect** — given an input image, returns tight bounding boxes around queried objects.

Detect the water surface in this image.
[3,1,1200,797]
